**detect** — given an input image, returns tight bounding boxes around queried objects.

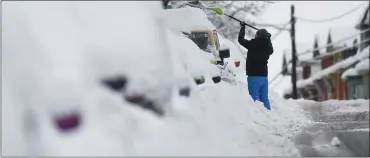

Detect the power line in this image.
[302,38,369,62]
[269,36,369,86]
[296,28,369,57]
[271,21,291,41]
[268,60,292,85]
[268,70,284,85]
[295,2,367,23]
[270,75,287,90]
[254,23,290,31]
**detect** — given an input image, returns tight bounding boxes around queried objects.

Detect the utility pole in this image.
[290,4,298,99]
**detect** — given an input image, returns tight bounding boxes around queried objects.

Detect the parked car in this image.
[162,7,231,87]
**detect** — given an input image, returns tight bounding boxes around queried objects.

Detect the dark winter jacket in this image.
[238,26,274,77]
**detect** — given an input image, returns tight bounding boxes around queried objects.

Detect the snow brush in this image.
[184,1,259,30]
[207,7,260,31]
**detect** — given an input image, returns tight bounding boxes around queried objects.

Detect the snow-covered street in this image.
[294,99,369,157]
[1,1,369,157]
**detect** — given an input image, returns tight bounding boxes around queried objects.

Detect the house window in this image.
[354,85,364,99]
[303,66,311,79]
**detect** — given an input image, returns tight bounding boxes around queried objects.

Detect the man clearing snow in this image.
[238,22,273,110]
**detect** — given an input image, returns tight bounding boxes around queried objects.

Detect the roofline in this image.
[355,5,369,30]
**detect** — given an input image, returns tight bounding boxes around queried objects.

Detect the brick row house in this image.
[342,5,370,99]
[283,5,369,101]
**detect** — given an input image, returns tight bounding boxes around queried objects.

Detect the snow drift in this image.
[3,1,311,157]
[2,1,174,156]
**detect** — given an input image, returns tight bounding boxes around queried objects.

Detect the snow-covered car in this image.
[2,2,176,156]
[161,7,231,87]
[217,33,247,84]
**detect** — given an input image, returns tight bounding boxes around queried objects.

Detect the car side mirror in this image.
[219,49,230,59]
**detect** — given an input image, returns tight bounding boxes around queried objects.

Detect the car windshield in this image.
[188,32,212,53]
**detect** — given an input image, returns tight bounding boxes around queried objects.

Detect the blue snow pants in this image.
[247,76,271,110]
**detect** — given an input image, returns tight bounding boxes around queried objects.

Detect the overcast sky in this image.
[256,1,368,96]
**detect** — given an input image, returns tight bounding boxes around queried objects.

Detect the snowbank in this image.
[161,7,216,33]
[3,1,312,157]
[1,84,27,156]
[160,83,311,156]
[166,29,219,78]
[3,1,175,156]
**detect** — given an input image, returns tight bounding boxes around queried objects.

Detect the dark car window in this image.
[188,32,212,53]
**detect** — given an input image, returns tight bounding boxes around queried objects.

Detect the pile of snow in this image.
[3,1,312,157]
[166,29,219,79]
[330,136,341,147]
[3,1,175,156]
[1,84,27,156]
[161,7,215,33]
[162,83,312,156]
[161,6,221,79]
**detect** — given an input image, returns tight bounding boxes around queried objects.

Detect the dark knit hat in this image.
[256,29,271,38]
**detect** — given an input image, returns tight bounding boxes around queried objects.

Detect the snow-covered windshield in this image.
[187,32,212,53]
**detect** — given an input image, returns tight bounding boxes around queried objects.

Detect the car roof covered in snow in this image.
[161,7,216,33]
